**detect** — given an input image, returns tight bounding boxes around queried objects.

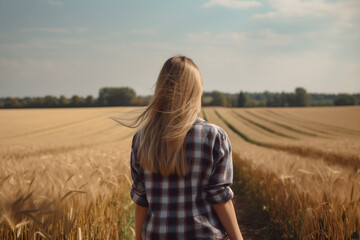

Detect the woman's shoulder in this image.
[131,129,142,148]
[192,117,228,138]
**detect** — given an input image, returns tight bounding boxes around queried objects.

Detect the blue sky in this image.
[0,0,359,98]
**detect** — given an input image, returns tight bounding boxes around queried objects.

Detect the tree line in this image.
[0,87,151,108]
[203,87,359,107]
[0,87,358,108]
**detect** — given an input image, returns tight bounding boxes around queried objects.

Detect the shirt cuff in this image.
[207,186,234,204]
[130,188,149,207]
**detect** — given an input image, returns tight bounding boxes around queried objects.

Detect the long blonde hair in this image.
[119,56,203,177]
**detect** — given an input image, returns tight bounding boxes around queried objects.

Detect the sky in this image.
[0,0,359,98]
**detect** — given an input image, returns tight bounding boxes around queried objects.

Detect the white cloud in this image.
[251,0,360,48]
[254,0,360,24]
[131,28,158,35]
[191,43,360,93]
[254,0,331,19]
[1,26,359,97]
[23,28,69,33]
[203,0,262,9]
[183,29,360,93]
[48,0,62,6]
[0,39,169,97]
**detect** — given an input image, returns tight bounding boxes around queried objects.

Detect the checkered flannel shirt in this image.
[130,117,234,239]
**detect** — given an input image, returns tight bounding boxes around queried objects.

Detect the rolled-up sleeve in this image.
[206,128,234,204]
[130,133,149,207]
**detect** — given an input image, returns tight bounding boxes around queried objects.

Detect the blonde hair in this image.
[119,56,203,177]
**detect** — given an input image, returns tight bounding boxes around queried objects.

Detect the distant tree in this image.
[309,93,335,106]
[133,96,151,106]
[227,94,237,107]
[71,95,83,107]
[286,93,296,107]
[247,100,259,107]
[98,87,136,106]
[85,95,95,106]
[279,92,288,107]
[294,87,310,106]
[264,91,275,107]
[263,91,270,106]
[4,97,21,108]
[20,97,32,108]
[43,95,59,107]
[210,91,227,106]
[353,94,360,104]
[273,93,281,106]
[237,91,247,107]
[334,94,357,106]
[28,97,44,108]
[59,95,69,107]
[201,96,212,106]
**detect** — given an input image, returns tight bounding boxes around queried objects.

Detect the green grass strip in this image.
[245,111,318,137]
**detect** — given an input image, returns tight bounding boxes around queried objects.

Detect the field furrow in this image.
[245,110,320,137]
[260,110,334,136]
[249,109,360,156]
[205,108,282,144]
[210,108,360,169]
[231,110,299,140]
[266,108,360,136]
[231,111,278,139]
[232,109,326,141]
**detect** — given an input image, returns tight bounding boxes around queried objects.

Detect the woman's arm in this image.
[135,204,148,240]
[212,200,243,240]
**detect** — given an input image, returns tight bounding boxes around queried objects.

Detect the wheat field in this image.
[204,106,360,239]
[1,106,359,239]
[0,107,138,239]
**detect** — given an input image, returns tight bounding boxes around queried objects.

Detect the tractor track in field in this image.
[214,110,360,170]
[244,111,320,137]
[260,110,333,136]
[266,110,360,136]
[231,112,276,138]
[231,111,298,140]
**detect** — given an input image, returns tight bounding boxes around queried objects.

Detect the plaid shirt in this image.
[130,117,234,240]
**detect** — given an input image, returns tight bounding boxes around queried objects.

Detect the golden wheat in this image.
[204,107,360,239]
[1,106,359,239]
[0,107,136,239]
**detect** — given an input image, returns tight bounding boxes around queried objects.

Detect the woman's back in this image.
[118,55,243,239]
[131,117,234,239]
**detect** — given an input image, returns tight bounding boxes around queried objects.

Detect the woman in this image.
[125,56,243,239]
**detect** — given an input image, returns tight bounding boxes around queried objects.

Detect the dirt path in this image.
[233,197,265,240]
